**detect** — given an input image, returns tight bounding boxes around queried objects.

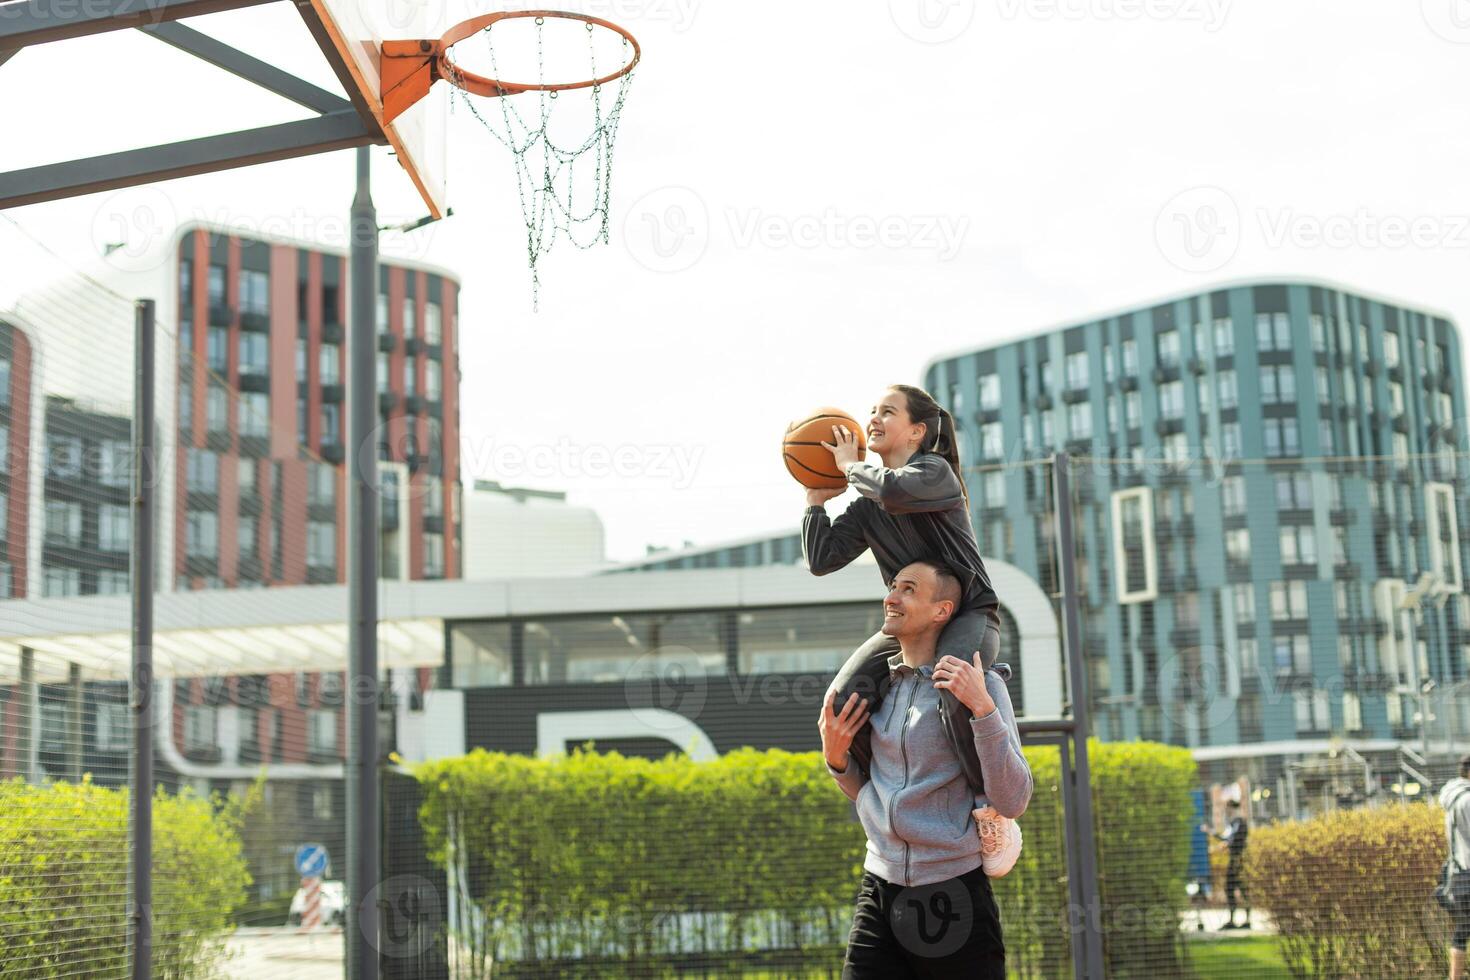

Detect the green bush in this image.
[0,777,251,979]
[1246,803,1448,979]
[416,740,1197,978]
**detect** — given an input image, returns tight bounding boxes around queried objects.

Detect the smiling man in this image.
[819,559,1032,979]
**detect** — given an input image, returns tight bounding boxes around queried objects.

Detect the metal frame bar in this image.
[0,110,373,209]
[129,299,156,980]
[0,0,274,48]
[139,21,349,113]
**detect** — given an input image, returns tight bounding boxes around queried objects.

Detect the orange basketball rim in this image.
[382,10,642,124]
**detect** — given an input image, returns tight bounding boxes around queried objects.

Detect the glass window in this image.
[1113,487,1154,600]
[319,343,340,384]
[1157,330,1180,368]
[1310,313,1327,352]
[47,434,82,478]
[1279,525,1316,565]
[1124,391,1141,428]
[738,603,887,674]
[321,403,341,444]
[377,352,390,394]
[1383,331,1400,368]
[423,532,444,577]
[1275,473,1312,509]
[1103,348,1116,383]
[1065,351,1089,390]
[1212,317,1233,356]
[186,449,218,492]
[1217,371,1237,410]
[522,612,728,686]
[44,500,81,544]
[426,361,442,400]
[403,298,417,337]
[1231,584,1255,621]
[206,385,228,432]
[307,521,336,567]
[240,269,270,315]
[238,515,258,558]
[978,374,1000,411]
[1221,422,1241,459]
[1226,528,1250,562]
[1221,475,1246,516]
[1389,381,1405,417]
[308,710,336,754]
[96,569,128,595]
[451,622,514,687]
[186,510,218,557]
[1120,339,1138,376]
[308,463,336,506]
[425,302,442,344]
[207,264,226,306]
[980,423,1003,459]
[376,294,389,334]
[42,565,80,597]
[404,357,417,396]
[1067,402,1092,440]
[98,439,131,488]
[98,503,130,551]
[1159,381,1184,420]
[239,392,269,437]
[981,470,1005,510]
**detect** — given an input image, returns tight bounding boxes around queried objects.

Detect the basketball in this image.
[783,408,867,489]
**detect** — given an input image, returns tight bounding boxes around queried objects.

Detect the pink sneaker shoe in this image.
[974,805,1022,878]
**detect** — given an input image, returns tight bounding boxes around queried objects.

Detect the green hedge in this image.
[415,740,1196,978]
[1246,803,1448,979]
[0,777,251,979]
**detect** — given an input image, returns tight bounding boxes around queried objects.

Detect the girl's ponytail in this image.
[889,384,970,504]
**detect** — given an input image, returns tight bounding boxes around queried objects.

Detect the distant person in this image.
[1201,799,1250,929]
[1439,754,1470,980]
[804,384,1004,795]
[819,559,1032,979]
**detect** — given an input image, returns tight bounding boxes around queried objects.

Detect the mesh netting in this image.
[447,15,636,307]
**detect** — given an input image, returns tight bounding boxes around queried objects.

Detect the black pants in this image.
[842,867,1006,979]
[1225,863,1247,919]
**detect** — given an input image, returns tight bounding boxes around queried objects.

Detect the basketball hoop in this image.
[383,10,640,306]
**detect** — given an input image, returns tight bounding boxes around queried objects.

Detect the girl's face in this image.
[867,390,924,456]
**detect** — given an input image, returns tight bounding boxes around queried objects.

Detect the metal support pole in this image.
[129,298,156,980]
[346,146,381,980]
[1051,454,1105,980]
[17,647,35,783]
[67,663,83,782]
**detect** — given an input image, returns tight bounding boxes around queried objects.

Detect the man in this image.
[1202,799,1250,929]
[1440,754,1470,980]
[819,559,1032,979]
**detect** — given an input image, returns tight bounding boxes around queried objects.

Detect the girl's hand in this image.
[806,486,845,507]
[933,652,997,718]
[819,689,870,771]
[821,424,864,471]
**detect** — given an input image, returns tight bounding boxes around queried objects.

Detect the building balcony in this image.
[974,408,1001,425]
[320,383,344,403]
[1189,357,1207,375]
[404,336,425,356]
[320,441,345,464]
[407,452,429,471]
[1176,515,1194,537]
[378,391,399,412]
[307,746,341,764]
[182,744,223,764]
[1282,562,1317,580]
[1152,364,1181,384]
[307,502,336,523]
[1329,507,1354,526]
[207,304,234,327]
[1393,415,1410,434]
[1061,387,1089,404]
[427,399,443,417]
[423,514,444,534]
[405,395,426,414]
[1119,374,1138,392]
[1035,393,1052,410]
[239,435,269,457]
[1155,417,1185,436]
[239,310,270,333]
[1364,360,1378,377]
[238,371,270,394]
[306,566,337,586]
[377,332,397,353]
[183,553,218,577]
[205,429,232,453]
[321,322,345,344]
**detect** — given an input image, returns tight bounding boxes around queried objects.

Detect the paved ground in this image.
[225,926,345,979]
[1181,906,1277,936]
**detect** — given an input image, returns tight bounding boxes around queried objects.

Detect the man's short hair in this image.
[1460,753,1470,778]
[906,559,962,612]
[1226,799,1241,810]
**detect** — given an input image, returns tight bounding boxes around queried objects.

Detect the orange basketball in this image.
[783,408,867,489]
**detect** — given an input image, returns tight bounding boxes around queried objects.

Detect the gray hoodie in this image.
[1441,777,1470,871]
[827,651,1033,887]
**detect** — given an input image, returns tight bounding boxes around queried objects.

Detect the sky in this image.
[5,0,1470,561]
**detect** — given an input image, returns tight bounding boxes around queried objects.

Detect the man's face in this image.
[881,563,952,639]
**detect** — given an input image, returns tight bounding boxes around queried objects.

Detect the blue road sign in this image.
[295,843,329,878]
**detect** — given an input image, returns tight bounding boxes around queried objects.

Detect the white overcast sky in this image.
[6,0,1470,561]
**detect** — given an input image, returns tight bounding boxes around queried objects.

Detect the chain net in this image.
[447,15,636,307]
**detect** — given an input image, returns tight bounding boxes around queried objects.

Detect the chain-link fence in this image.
[4,215,1470,979]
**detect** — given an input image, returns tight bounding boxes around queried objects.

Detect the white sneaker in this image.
[974,805,1022,878]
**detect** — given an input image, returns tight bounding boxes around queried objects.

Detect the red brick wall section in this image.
[441,277,461,578]
[269,244,299,459]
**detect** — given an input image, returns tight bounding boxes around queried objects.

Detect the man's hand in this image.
[819,689,870,770]
[820,424,865,471]
[933,651,996,718]
[806,486,845,507]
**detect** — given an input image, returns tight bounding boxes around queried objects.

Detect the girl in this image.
[804,384,1003,791]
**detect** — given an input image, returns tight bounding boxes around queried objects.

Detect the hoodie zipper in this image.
[885,670,921,885]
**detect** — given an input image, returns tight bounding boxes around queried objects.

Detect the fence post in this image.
[129,298,155,980]
[1052,453,1106,978]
